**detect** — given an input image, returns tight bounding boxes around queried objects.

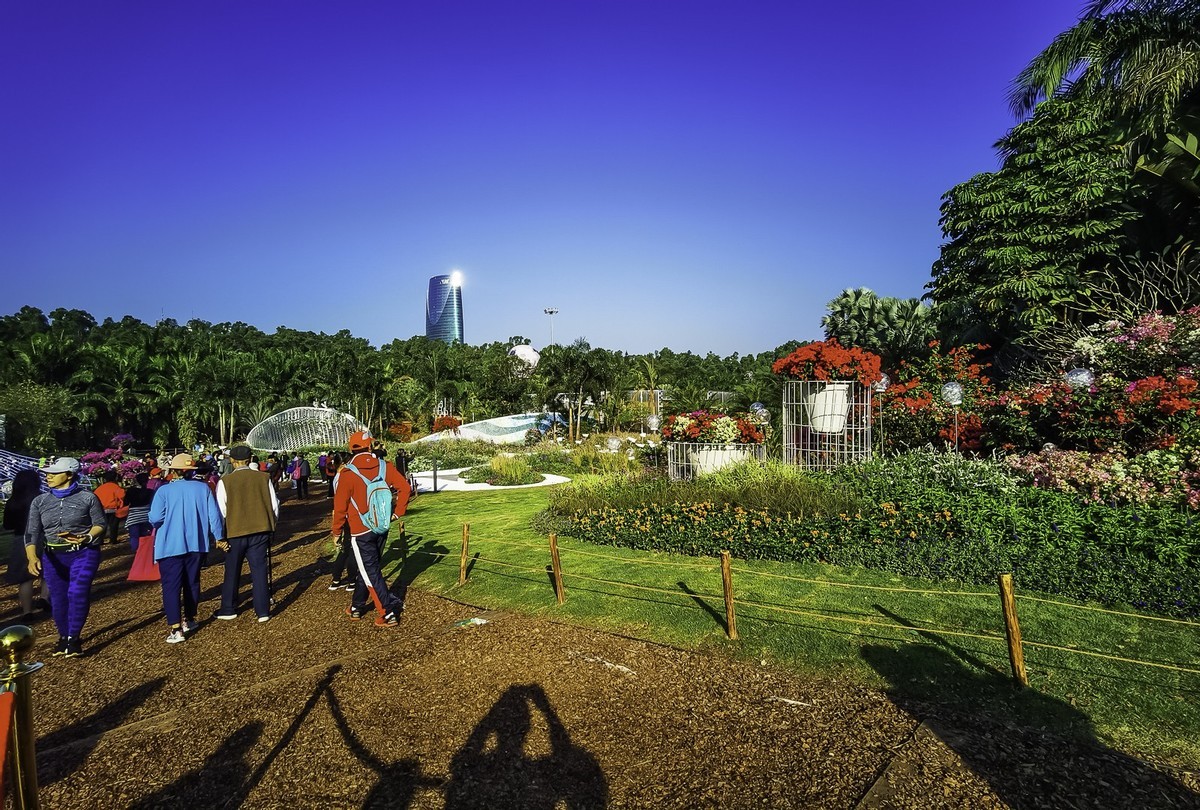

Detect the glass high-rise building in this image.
[426,272,464,343]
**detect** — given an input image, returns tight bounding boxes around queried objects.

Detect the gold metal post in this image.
[0,625,42,810]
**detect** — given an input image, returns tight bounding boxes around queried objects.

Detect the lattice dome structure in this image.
[246,407,367,453]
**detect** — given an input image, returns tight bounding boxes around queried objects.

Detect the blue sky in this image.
[1,1,1084,356]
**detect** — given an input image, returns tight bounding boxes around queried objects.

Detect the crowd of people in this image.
[0,430,412,657]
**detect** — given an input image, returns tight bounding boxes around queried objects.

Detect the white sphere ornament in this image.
[508,344,540,372]
[1065,368,1095,390]
[940,382,964,406]
[646,414,661,432]
[873,372,890,393]
[606,437,621,452]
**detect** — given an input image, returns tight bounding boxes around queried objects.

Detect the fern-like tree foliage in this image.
[929,99,1142,359]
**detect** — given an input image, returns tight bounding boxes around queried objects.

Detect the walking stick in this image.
[267,532,275,607]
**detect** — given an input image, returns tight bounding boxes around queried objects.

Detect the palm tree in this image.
[1010,0,1200,132]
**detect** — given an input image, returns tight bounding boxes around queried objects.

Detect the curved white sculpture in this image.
[246,407,367,452]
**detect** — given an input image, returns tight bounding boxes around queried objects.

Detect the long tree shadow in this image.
[37,677,168,786]
[862,641,1200,808]
[444,683,608,810]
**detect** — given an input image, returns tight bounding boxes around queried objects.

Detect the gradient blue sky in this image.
[2,1,1084,356]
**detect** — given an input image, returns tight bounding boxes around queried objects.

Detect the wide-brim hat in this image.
[168,453,197,471]
[42,457,80,475]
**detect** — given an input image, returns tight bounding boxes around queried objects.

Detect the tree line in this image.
[0,306,801,454]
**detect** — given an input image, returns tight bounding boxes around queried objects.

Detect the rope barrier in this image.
[1015,594,1200,627]
[557,544,719,571]
[562,571,727,603]
[1021,640,1200,677]
[729,565,993,597]
[469,555,550,576]
[731,596,1009,644]
[428,527,1200,680]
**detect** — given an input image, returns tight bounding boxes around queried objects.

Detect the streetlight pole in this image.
[543,307,558,345]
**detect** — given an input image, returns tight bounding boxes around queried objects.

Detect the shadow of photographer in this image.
[444,683,608,810]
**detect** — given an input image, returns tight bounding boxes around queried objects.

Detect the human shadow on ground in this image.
[37,677,167,787]
[444,683,608,810]
[127,721,263,809]
[323,675,442,809]
[862,611,1199,808]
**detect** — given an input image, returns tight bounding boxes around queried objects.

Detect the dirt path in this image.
[8,494,1199,809]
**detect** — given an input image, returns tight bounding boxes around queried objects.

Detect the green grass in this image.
[386,486,1200,768]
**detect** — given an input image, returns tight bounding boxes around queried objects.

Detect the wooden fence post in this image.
[720,551,738,640]
[549,533,565,604]
[998,573,1029,687]
[458,523,470,585]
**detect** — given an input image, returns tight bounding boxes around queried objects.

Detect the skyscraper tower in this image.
[426,271,464,344]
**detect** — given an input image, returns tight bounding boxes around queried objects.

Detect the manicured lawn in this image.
[391,486,1200,768]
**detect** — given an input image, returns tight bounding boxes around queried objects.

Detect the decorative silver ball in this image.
[1064,368,1095,390]
[940,382,964,406]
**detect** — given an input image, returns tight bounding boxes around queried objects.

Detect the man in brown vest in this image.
[214,444,279,622]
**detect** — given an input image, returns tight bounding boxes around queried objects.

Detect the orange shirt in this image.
[93,481,126,512]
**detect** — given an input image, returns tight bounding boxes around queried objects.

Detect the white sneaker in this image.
[215,613,237,620]
[165,629,186,644]
[257,615,270,623]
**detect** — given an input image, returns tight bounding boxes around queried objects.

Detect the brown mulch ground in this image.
[7,491,1199,809]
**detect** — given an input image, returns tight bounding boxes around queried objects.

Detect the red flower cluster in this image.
[771,339,883,387]
[432,415,462,433]
[660,410,765,444]
[1127,376,1200,416]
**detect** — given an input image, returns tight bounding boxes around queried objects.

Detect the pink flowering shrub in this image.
[80,435,147,485]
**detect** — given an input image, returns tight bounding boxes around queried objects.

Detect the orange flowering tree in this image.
[880,342,993,452]
[771,339,883,386]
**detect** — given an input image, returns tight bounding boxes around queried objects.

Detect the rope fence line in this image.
[445,525,1200,686]
[729,565,994,598]
[1021,640,1200,677]
[1015,594,1200,628]
[557,544,719,572]
[731,596,1008,644]
[468,555,550,576]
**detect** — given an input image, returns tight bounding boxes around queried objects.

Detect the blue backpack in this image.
[346,459,393,533]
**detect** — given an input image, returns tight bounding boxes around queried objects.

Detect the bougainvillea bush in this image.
[877,342,994,452]
[80,435,146,484]
[660,410,764,445]
[771,339,882,386]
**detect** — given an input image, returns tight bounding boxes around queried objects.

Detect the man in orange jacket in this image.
[92,470,126,545]
[330,430,411,626]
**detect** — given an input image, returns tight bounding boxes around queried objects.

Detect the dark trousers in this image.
[159,552,203,627]
[102,512,121,544]
[219,533,272,618]
[350,531,398,615]
[329,526,357,585]
[128,521,152,554]
[43,547,101,638]
[295,476,309,499]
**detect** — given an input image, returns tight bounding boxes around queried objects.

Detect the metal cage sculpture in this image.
[666,441,766,481]
[246,407,367,453]
[783,380,873,471]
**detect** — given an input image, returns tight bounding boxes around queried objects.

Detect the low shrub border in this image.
[545,488,1200,619]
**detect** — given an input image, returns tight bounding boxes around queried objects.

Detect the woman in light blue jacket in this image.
[149,454,224,644]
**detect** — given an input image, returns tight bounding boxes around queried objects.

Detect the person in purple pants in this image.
[24,457,106,658]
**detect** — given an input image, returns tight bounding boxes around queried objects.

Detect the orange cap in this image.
[348,430,374,451]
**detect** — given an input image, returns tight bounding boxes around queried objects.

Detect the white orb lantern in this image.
[1065,368,1095,390]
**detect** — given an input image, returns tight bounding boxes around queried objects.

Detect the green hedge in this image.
[542,453,1200,618]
